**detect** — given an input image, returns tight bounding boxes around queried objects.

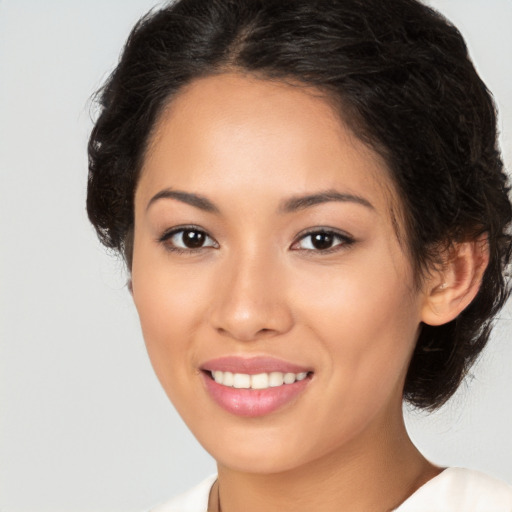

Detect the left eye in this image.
[292,230,353,251]
[159,227,218,252]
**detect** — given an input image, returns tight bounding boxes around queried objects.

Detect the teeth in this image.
[283,372,296,384]
[269,372,284,387]
[223,371,234,387]
[251,373,269,389]
[233,373,251,389]
[210,370,309,389]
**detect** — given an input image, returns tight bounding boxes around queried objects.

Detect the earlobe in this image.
[421,235,489,326]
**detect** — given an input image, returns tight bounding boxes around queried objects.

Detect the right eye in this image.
[158,227,218,254]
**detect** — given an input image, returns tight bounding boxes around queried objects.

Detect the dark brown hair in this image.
[87,0,512,410]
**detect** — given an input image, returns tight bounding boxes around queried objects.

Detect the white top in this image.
[150,468,512,512]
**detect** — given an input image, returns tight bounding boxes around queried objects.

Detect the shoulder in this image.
[149,474,217,512]
[396,467,512,512]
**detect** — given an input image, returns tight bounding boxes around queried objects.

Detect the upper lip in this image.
[200,356,312,375]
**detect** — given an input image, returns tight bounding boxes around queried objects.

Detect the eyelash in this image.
[291,229,355,254]
[158,225,218,255]
[157,226,355,255]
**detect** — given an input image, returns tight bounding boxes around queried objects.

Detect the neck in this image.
[212,407,440,512]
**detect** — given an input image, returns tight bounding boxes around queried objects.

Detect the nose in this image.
[209,250,294,342]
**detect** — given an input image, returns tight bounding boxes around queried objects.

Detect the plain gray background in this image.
[0,1,511,511]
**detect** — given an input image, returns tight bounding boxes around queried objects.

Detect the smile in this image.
[210,370,309,389]
[200,356,313,417]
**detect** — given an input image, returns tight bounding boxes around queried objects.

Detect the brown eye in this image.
[310,232,335,250]
[181,230,207,248]
[293,229,354,252]
[159,227,218,253]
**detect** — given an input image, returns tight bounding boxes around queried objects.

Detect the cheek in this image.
[130,245,206,390]
[293,250,421,393]
[132,230,209,326]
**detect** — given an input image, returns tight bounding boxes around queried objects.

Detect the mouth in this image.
[200,356,314,417]
[204,369,311,389]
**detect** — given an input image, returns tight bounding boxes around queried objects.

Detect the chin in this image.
[215,445,306,475]
[193,420,323,475]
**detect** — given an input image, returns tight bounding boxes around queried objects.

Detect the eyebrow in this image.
[146,188,374,214]
[279,190,375,213]
[146,189,220,213]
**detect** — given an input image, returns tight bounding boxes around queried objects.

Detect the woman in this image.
[87,0,512,510]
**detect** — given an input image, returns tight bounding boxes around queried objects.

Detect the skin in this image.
[131,73,482,511]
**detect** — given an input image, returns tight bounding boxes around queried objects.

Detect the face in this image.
[131,73,427,474]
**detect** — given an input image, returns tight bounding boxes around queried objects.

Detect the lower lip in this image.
[202,372,311,418]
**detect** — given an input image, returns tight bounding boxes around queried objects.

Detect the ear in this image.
[421,235,489,326]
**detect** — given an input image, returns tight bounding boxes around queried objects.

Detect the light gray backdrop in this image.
[1,1,511,511]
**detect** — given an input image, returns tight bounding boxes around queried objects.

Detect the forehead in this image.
[138,72,400,221]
